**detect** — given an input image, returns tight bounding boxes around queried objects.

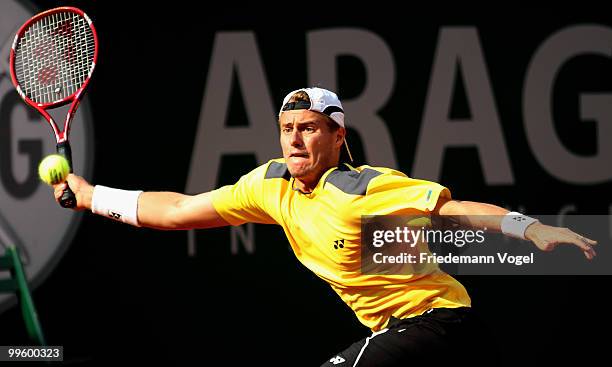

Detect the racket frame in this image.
[8,6,98,144]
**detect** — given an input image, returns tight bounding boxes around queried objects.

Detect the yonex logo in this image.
[108,211,122,220]
[333,239,345,250]
[330,355,346,364]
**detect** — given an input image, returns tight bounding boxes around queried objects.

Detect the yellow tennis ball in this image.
[38,154,70,185]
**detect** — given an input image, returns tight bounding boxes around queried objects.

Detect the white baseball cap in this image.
[279,87,353,162]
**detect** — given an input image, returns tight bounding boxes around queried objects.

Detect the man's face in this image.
[279,110,344,184]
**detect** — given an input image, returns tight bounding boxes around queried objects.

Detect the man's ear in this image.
[336,127,346,147]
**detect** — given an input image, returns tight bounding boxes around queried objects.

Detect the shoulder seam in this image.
[264,161,291,181]
[325,167,383,195]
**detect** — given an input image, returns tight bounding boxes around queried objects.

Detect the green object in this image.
[0,245,46,346]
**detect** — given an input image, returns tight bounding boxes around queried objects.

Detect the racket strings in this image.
[14,11,95,104]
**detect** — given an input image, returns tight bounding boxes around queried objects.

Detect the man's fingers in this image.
[53,183,66,193]
[584,247,596,260]
[571,237,592,251]
[53,183,68,200]
[568,237,597,260]
[579,235,598,246]
[572,233,598,260]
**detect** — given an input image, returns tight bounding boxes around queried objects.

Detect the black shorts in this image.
[320,307,499,367]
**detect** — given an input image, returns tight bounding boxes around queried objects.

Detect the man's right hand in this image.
[53,174,94,211]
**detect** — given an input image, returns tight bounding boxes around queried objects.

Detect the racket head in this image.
[8,6,98,110]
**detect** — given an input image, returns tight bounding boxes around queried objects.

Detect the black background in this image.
[1,1,611,365]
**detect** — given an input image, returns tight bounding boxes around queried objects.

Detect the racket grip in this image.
[56,141,76,208]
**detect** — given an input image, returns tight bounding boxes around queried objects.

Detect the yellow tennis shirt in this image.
[211,158,471,331]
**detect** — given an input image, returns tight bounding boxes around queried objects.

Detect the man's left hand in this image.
[525,222,597,260]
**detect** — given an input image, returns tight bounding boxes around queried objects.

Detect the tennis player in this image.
[53,87,597,366]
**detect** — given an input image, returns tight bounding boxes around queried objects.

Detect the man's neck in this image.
[293,177,318,194]
[293,163,338,193]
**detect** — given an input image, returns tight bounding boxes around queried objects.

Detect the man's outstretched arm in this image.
[53,174,229,230]
[434,198,597,260]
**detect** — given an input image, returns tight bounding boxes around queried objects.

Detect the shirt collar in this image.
[290,163,353,196]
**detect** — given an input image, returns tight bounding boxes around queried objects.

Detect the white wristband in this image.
[91,185,143,227]
[501,211,539,240]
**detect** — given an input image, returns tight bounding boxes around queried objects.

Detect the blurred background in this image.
[1,1,611,365]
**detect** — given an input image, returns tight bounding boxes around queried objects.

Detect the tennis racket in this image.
[9,6,98,208]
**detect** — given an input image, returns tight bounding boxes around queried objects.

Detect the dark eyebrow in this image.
[295,120,319,126]
[280,120,319,127]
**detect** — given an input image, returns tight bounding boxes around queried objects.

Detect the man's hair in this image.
[286,91,339,132]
